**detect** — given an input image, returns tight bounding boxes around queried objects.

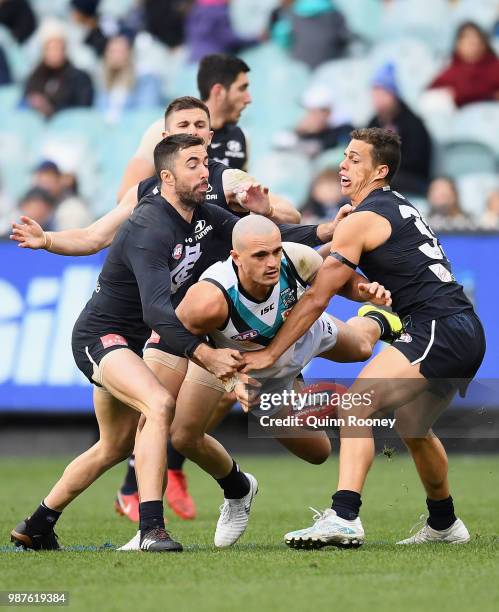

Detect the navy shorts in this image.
[393,310,486,397]
[72,323,145,387]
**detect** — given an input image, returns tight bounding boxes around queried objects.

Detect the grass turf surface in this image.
[1,454,498,612]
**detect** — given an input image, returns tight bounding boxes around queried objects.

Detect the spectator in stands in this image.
[95,34,163,121]
[22,19,94,119]
[31,160,91,228]
[368,62,432,196]
[274,84,353,158]
[0,0,37,44]
[0,44,11,85]
[479,191,499,230]
[295,84,353,157]
[186,0,260,63]
[426,176,472,231]
[301,167,348,223]
[271,0,351,68]
[143,0,193,49]
[17,188,57,231]
[70,0,108,57]
[428,21,499,108]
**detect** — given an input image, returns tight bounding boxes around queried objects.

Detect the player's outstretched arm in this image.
[10,184,138,256]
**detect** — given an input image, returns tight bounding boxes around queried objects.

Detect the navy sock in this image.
[26,501,62,534]
[331,490,362,520]
[427,496,456,531]
[139,500,165,536]
[167,441,186,471]
[120,455,138,495]
[216,461,250,499]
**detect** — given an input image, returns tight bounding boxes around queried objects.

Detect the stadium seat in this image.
[311,58,372,126]
[370,38,443,107]
[438,141,497,179]
[379,0,453,54]
[250,151,312,208]
[453,103,499,156]
[313,147,344,174]
[31,0,71,19]
[0,26,30,82]
[449,0,498,33]
[0,85,22,113]
[231,0,278,37]
[457,173,499,218]
[335,0,383,44]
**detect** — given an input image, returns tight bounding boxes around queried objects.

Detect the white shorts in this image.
[251,313,338,396]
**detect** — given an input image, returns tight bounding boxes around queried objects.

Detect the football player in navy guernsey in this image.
[118,55,263,200]
[11,96,326,524]
[198,54,250,171]
[116,214,399,551]
[243,128,486,549]
[10,135,339,552]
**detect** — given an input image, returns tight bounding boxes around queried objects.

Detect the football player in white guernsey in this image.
[116,215,399,551]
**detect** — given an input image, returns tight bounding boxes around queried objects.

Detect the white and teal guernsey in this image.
[199,242,338,386]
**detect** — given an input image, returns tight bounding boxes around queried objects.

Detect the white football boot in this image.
[397,516,470,545]
[285,508,365,549]
[214,473,258,548]
[117,530,140,551]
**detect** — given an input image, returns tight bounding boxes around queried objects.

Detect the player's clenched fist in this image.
[193,345,244,380]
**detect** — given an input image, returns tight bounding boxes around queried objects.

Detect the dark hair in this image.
[197,54,250,101]
[454,21,495,58]
[350,127,401,182]
[20,187,56,207]
[164,96,211,127]
[154,134,205,179]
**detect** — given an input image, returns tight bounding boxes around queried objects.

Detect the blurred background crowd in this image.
[0,0,498,235]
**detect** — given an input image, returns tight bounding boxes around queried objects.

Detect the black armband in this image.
[329,251,357,270]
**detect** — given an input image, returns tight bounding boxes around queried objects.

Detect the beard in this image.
[176,180,208,209]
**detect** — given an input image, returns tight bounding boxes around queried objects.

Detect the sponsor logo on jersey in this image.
[205,183,218,201]
[227,140,242,153]
[195,220,206,233]
[280,287,296,309]
[95,279,101,293]
[171,243,202,293]
[231,329,258,341]
[100,334,128,349]
[172,244,183,260]
[396,332,413,343]
[210,143,222,149]
[260,303,275,315]
[195,222,213,240]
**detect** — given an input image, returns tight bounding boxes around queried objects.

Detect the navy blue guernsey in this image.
[208,123,247,170]
[351,187,472,322]
[78,189,323,357]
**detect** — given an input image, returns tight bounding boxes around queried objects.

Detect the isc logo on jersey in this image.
[205,183,218,201]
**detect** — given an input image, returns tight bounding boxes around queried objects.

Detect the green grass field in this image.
[1,453,498,612]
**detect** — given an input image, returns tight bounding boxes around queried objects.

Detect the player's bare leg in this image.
[44,387,139,511]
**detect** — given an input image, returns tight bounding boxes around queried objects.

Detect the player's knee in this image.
[96,442,132,468]
[359,337,373,361]
[170,427,202,455]
[295,439,331,464]
[147,392,175,427]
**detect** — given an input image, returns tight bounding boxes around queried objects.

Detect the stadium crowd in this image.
[0,0,498,234]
